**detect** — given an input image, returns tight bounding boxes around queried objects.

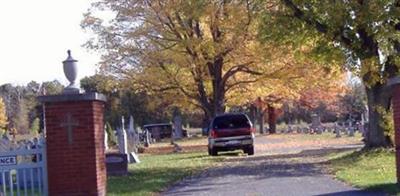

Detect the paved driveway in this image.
[162,135,386,196]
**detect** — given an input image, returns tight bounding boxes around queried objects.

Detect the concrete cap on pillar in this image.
[38,92,107,103]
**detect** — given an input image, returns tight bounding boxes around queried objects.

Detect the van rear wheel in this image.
[208,147,218,156]
[244,145,254,155]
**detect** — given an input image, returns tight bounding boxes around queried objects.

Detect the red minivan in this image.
[208,113,255,156]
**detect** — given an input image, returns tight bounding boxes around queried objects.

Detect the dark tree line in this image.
[80,74,204,131]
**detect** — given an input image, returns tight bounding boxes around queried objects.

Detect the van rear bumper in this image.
[209,135,254,148]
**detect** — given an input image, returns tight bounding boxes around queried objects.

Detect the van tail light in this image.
[210,129,218,138]
[250,127,256,133]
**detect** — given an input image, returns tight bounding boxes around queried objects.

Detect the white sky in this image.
[0,0,100,86]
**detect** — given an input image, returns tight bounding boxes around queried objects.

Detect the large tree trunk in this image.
[212,57,225,116]
[202,56,226,120]
[199,56,227,122]
[365,84,392,148]
[268,104,276,134]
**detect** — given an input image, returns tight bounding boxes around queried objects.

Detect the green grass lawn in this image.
[294,132,363,141]
[328,148,399,194]
[107,152,223,196]
[149,136,207,148]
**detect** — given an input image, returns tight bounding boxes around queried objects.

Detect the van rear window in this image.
[213,114,250,129]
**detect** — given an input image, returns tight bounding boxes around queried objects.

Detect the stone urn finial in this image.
[62,50,80,94]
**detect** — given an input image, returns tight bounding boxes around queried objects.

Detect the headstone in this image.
[316,127,322,134]
[348,120,355,137]
[117,117,128,155]
[357,121,363,134]
[105,153,128,176]
[128,116,135,135]
[173,108,183,139]
[334,122,341,138]
[127,116,138,153]
[349,127,355,137]
[310,114,322,130]
[287,125,293,133]
[104,125,109,151]
[144,129,151,147]
[126,116,140,163]
[360,115,365,133]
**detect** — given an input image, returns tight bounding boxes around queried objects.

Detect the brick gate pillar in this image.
[389,77,400,183]
[39,93,107,196]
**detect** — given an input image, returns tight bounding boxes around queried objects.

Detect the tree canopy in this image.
[259,0,400,147]
[82,0,344,120]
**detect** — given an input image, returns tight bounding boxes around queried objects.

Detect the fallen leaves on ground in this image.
[142,133,363,155]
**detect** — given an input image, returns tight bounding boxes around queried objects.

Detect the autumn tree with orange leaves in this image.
[82,0,345,124]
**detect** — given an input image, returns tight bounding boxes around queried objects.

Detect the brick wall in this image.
[44,100,106,196]
[392,85,400,182]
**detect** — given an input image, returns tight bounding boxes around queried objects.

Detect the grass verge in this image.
[149,136,207,148]
[328,148,399,194]
[293,132,363,141]
[107,152,223,196]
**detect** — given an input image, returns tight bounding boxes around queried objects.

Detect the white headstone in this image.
[359,117,365,134]
[117,117,128,154]
[124,127,130,151]
[144,129,151,147]
[127,116,139,154]
[104,125,109,151]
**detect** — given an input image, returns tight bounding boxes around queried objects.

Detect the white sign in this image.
[0,156,17,166]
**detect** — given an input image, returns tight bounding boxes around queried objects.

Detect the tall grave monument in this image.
[128,115,139,153]
[106,117,129,176]
[173,107,183,139]
[310,113,322,134]
[39,51,107,195]
[117,116,128,155]
[127,116,140,163]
